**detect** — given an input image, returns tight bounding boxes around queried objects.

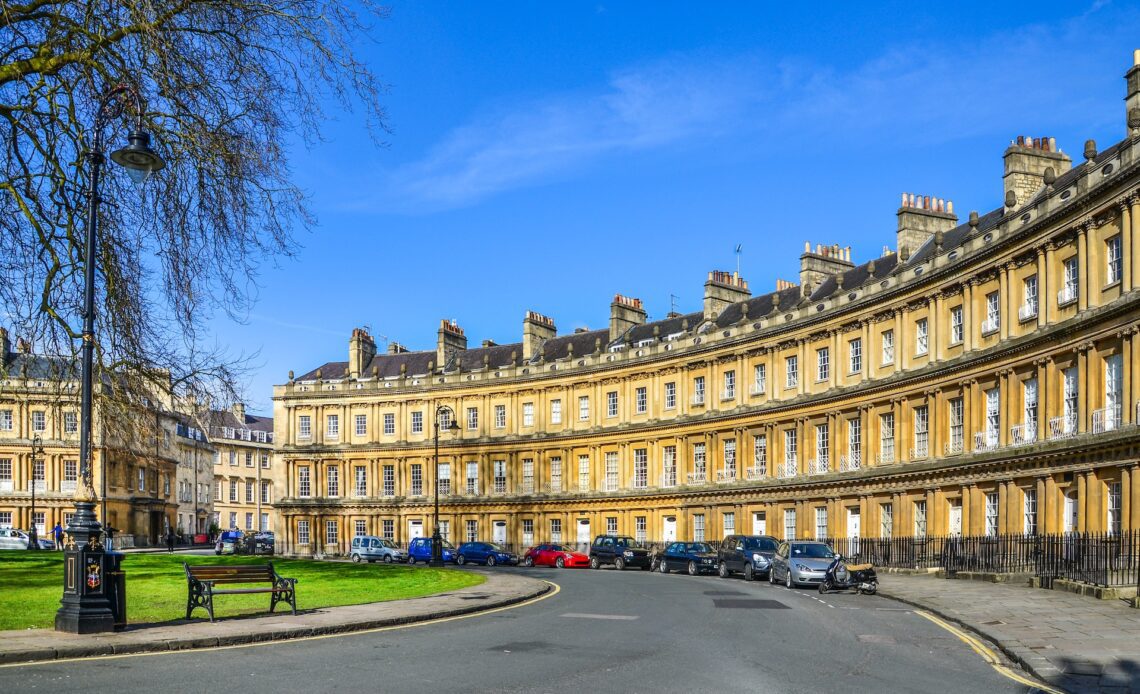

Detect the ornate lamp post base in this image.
[55,501,115,634]
[428,529,444,568]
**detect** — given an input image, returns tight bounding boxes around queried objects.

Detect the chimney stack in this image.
[610,294,647,342]
[897,193,958,260]
[799,242,855,289]
[522,310,556,360]
[348,327,377,378]
[775,278,797,292]
[436,319,467,369]
[703,271,751,322]
[231,402,246,423]
[387,341,408,355]
[1002,137,1071,212]
[1126,49,1140,137]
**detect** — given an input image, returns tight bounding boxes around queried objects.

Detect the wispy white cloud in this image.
[364,7,1133,212]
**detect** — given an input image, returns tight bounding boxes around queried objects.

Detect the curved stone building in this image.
[273,52,1140,557]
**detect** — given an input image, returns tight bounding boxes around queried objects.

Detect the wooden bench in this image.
[184,562,297,622]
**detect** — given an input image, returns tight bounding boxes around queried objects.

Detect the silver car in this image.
[769,541,836,588]
[350,535,407,563]
[0,528,32,550]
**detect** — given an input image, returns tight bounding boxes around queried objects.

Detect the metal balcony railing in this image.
[839,452,860,472]
[29,481,45,493]
[1018,303,1038,321]
[691,394,706,406]
[981,316,1000,335]
[1057,285,1077,306]
[807,458,829,475]
[749,382,766,396]
[944,438,964,455]
[1049,414,1077,440]
[775,462,796,479]
[61,480,77,494]
[716,469,737,483]
[721,389,735,401]
[911,439,929,460]
[686,470,708,485]
[877,442,895,465]
[1010,422,1037,446]
[973,431,999,452]
[745,466,766,481]
[0,480,12,492]
[1092,404,1122,433]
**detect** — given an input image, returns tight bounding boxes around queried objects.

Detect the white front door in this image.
[408,520,424,540]
[948,501,963,537]
[576,519,591,551]
[492,521,507,545]
[1064,492,1078,533]
[662,516,677,542]
[753,512,767,535]
[846,508,861,556]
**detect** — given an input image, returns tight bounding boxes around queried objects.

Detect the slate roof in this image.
[201,409,274,432]
[0,352,79,380]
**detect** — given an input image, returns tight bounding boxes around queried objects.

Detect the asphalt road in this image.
[4,564,1034,693]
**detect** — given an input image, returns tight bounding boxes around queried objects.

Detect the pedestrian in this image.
[52,522,64,551]
[166,528,175,553]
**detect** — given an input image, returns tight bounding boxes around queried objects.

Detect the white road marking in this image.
[560,612,639,621]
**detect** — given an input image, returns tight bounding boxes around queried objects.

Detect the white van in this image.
[349,535,407,563]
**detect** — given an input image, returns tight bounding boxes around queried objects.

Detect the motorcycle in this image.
[818,554,878,595]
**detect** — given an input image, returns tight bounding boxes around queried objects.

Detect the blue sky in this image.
[219,1,1140,415]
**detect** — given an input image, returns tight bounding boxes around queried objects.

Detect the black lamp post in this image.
[429,405,459,568]
[55,83,164,634]
[27,434,44,550]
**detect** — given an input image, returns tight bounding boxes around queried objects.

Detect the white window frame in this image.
[467,407,479,430]
[880,503,893,539]
[950,306,963,344]
[662,446,677,487]
[693,513,706,542]
[550,399,562,424]
[664,382,676,409]
[410,463,423,496]
[1023,488,1037,536]
[606,391,618,418]
[785,355,798,389]
[633,448,648,488]
[1107,235,1123,285]
[783,508,796,541]
[915,318,928,356]
[849,338,862,374]
[523,402,534,427]
[326,414,339,439]
[985,493,999,537]
[914,500,927,538]
[354,414,367,437]
[985,388,1000,448]
[722,370,735,400]
[411,411,423,434]
[814,507,827,541]
[298,466,311,497]
[550,457,562,493]
[327,466,339,497]
[816,347,829,382]
[383,413,395,436]
[636,386,648,413]
[578,396,589,421]
[881,329,894,364]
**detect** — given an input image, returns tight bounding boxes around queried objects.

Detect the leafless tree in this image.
[0,0,389,415]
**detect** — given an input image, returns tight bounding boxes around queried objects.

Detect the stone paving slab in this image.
[0,571,549,665]
[879,574,1140,693]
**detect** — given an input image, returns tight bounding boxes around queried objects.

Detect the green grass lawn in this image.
[0,552,484,630]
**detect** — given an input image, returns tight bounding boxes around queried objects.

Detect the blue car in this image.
[656,541,719,575]
[456,542,519,567]
[407,536,456,564]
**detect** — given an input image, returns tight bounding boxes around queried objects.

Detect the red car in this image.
[523,543,590,568]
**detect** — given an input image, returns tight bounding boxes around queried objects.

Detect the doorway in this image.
[753,512,766,536]
[408,520,424,540]
[492,520,507,545]
[846,508,861,557]
[662,516,677,542]
[948,501,962,537]
[576,519,591,552]
[1064,492,1078,533]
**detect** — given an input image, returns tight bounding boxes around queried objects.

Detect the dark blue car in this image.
[656,541,719,575]
[407,536,456,564]
[456,542,519,567]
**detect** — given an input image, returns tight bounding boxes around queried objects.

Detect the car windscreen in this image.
[743,537,778,551]
[487,543,505,552]
[792,543,835,559]
[687,543,712,553]
[549,545,564,552]
[441,540,455,549]
[616,537,643,549]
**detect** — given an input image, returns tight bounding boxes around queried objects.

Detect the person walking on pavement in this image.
[166,529,175,553]
[52,523,64,550]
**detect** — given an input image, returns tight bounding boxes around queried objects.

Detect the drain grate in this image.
[712,599,790,609]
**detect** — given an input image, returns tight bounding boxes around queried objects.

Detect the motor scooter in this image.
[818,554,878,595]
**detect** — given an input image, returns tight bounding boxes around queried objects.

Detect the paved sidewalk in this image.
[880,574,1140,693]
[0,571,550,665]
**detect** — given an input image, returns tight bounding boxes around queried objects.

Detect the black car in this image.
[717,534,779,580]
[656,541,718,575]
[588,534,651,570]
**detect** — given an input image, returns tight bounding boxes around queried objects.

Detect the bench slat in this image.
[211,587,291,595]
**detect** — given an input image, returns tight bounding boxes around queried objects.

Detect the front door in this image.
[408,520,424,540]
[753,512,766,535]
[948,501,963,537]
[846,508,861,557]
[576,519,591,552]
[662,516,677,542]
[492,521,507,545]
[1064,492,1078,533]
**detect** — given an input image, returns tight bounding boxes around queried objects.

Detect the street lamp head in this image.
[447,419,460,433]
[110,130,165,184]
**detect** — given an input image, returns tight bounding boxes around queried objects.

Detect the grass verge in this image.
[0,552,484,630]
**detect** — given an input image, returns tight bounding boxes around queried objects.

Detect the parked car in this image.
[0,528,49,549]
[588,534,651,570]
[349,535,406,563]
[656,541,718,575]
[238,531,275,555]
[407,536,456,564]
[522,543,590,568]
[770,541,837,588]
[717,534,779,580]
[456,542,519,567]
[215,529,243,555]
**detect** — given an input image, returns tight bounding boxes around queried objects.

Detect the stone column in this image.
[1036,246,1048,329]
[1121,201,1133,292]
[1077,225,1090,312]
[1078,344,1091,433]
[1044,242,1057,324]
[998,263,1011,340]
[1129,464,1140,532]
[1077,472,1088,533]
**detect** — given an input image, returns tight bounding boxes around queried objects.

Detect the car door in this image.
[662,542,677,569]
[775,543,789,578]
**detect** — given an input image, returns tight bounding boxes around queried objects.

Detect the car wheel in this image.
[659,559,669,574]
[351,553,362,563]
[818,580,829,594]
[688,561,698,576]
[523,556,534,567]
[487,555,497,567]
[744,564,754,581]
[614,556,625,571]
[383,555,393,564]
[556,557,565,569]
[456,554,466,565]
[590,556,600,569]
[718,562,728,578]
[785,569,794,589]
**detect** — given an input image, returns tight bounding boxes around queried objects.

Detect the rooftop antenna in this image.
[735,244,742,275]
[670,293,679,316]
